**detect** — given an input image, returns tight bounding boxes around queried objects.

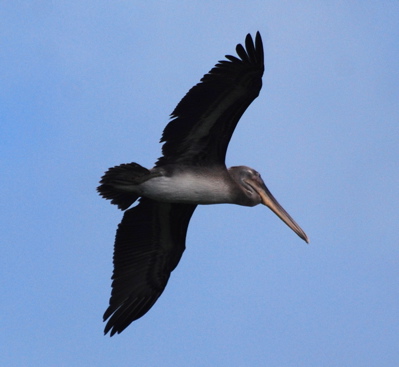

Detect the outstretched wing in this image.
[103,198,196,336]
[156,32,264,167]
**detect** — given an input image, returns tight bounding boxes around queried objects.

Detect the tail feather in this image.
[97,163,150,210]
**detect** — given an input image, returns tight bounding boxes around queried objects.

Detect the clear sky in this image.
[2,2,399,366]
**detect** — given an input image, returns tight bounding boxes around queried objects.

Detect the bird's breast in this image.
[136,172,235,204]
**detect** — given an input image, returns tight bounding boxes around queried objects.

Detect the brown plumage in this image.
[98,32,308,336]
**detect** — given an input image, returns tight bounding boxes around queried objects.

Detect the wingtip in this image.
[243,31,264,67]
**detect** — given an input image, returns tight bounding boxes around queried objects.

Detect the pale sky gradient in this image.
[2,2,399,366]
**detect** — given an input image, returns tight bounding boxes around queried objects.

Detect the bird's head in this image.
[229,166,309,243]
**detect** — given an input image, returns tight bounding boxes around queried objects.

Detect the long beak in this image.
[250,180,309,243]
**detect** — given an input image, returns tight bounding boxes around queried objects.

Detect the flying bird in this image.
[98,32,308,336]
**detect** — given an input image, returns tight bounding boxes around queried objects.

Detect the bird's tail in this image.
[97,162,150,210]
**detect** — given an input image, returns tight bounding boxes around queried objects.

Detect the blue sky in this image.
[1,2,399,366]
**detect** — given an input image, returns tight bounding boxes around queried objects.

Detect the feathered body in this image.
[98,33,308,336]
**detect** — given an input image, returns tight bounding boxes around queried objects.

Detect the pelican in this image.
[98,32,308,336]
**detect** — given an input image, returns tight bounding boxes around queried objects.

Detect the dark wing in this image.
[156,32,264,167]
[103,198,196,336]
